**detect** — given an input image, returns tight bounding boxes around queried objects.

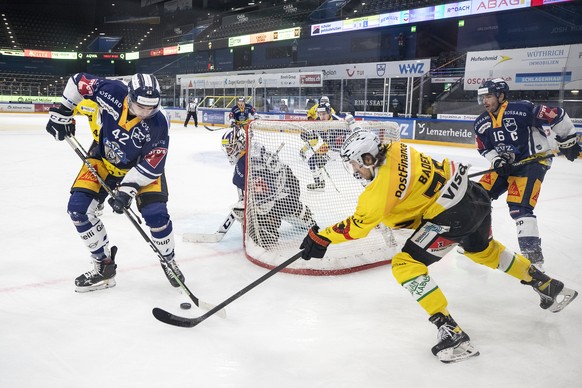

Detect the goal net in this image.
[243,119,409,275]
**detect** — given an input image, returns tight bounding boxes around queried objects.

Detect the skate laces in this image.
[437,320,464,343]
[82,260,104,278]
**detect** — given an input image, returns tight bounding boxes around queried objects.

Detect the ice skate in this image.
[161,252,185,287]
[429,313,479,363]
[522,265,578,313]
[307,178,325,192]
[75,246,118,293]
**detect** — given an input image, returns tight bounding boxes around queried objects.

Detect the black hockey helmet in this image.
[477,78,509,104]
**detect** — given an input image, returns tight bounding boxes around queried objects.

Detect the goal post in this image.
[243,119,410,275]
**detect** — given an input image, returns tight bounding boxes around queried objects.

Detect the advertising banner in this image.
[303,59,431,80]
[464,44,582,90]
[0,104,36,113]
[414,119,476,144]
[181,72,323,89]
[199,108,227,125]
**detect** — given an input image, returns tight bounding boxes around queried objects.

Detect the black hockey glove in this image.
[300,130,316,143]
[556,134,581,162]
[493,157,512,176]
[46,105,75,141]
[108,183,139,214]
[300,226,331,260]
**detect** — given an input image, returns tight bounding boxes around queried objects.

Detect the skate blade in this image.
[436,341,480,364]
[75,278,116,293]
[549,287,578,313]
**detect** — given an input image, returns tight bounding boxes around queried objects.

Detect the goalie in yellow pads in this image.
[299,130,578,363]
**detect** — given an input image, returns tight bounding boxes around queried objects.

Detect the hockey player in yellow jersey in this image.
[307,96,335,120]
[299,130,578,363]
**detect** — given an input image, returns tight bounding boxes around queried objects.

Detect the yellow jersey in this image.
[307,103,336,120]
[319,142,454,243]
[74,99,101,141]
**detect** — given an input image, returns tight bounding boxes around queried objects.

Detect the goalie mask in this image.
[477,78,509,105]
[221,128,246,165]
[127,73,161,119]
[340,130,381,181]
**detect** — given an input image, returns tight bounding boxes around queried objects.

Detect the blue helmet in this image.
[221,128,245,165]
[127,73,161,118]
[477,78,509,104]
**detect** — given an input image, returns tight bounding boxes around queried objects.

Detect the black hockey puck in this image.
[180,302,192,310]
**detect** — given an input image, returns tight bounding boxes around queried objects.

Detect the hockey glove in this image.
[46,105,75,141]
[345,114,357,130]
[300,226,331,260]
[556,134,581,162]
[493,157,512,176]
[108,183,139,214]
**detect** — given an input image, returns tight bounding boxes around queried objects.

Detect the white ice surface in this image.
[0,114,581,388]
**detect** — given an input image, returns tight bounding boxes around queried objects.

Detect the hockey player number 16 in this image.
[493,130,518,142]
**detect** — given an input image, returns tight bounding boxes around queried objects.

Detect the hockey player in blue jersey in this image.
[229,97,256,129]
[46,73,185,292]
[474,78,580,271]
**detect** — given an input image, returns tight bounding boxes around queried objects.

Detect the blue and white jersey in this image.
[233,153,246,192]
[229,104,256,125]
[473,100,574,164]
[61,73,170,186]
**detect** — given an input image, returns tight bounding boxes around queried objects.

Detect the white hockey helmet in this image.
[320,96,330,104]
[340,130,381,181]
[340,130,380,166]
[221,128,245,165]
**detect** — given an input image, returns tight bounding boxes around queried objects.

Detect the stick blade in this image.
[182,232,224,243]
[152,307,199,327]
[204,125,224,132]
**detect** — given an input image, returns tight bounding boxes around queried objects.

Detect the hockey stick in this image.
[152,251,303,327]
[204,125,225,132]
[468,153,555,178]
[183,211,236,243]
[64,136,225,317]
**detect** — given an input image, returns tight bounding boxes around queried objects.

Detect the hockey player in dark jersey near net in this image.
[229,96,256,129]
[221,127,315,249]
[46,73,185,292]
[299,130,578,363]
[474,78,581,272]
